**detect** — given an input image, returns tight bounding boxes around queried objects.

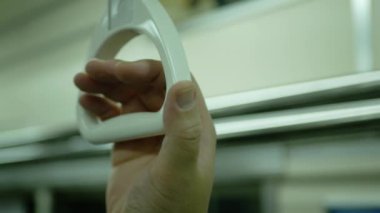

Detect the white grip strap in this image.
[77,0,191,144]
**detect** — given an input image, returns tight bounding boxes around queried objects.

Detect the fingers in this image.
[79,94,121,120]
[74,73,136,103]
[114,59,166,89]
[74,72,110,94]
[85,59,121,83]
[75,59,166,111]
[158,81,202,169]
[86,59,165,90]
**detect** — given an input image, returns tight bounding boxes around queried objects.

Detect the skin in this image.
[74,59,216,213]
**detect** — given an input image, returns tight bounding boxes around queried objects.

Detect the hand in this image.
[74,59,216,213]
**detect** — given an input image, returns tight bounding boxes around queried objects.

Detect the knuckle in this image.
[178,122,202,143]
[173,122,202,158]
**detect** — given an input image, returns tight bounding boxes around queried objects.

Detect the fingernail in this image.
[176,85,196,111]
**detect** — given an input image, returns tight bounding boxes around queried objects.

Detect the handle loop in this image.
[77,0,191,144]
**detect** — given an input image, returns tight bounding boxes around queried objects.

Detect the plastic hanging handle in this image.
[77,0,191,144]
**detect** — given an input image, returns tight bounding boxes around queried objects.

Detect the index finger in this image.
[86,59,165,89]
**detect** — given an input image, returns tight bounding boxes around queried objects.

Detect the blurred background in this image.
[0,0,380,212]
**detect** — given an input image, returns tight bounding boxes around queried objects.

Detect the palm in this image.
[107,136,162,212]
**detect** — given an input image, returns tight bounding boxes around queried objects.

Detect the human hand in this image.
[74,59,216,213]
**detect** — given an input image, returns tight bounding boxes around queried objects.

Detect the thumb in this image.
[159,81,202,168]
